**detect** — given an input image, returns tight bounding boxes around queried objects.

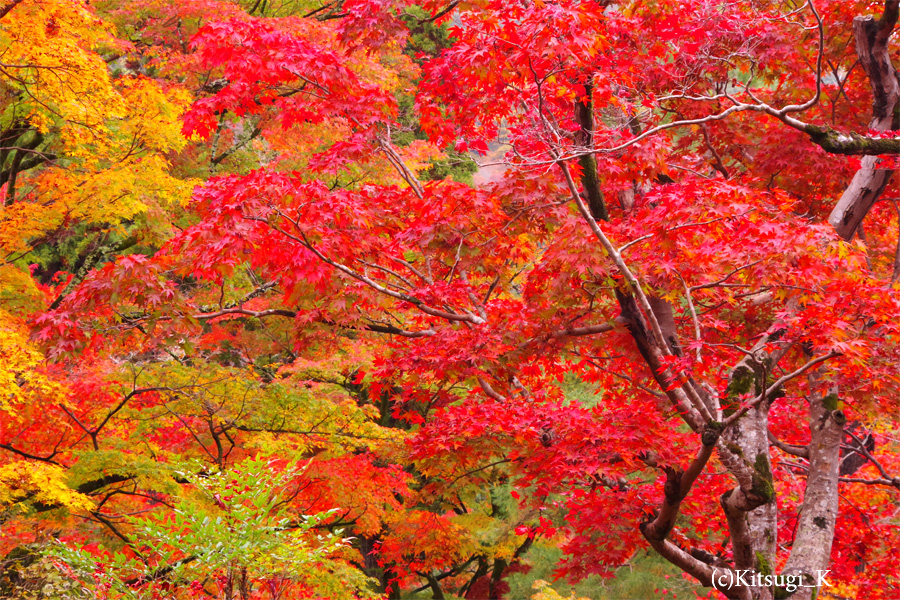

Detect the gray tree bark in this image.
[828,1,900,240]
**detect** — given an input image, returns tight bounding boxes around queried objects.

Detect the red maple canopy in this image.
[4,1,900,599]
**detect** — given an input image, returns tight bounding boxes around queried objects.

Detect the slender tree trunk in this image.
[574,81,608,221]
[781,378,844,599]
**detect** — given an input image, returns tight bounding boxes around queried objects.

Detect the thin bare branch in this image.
[723,351,841,429]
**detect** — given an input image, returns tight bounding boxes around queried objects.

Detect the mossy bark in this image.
[574,82,608,222]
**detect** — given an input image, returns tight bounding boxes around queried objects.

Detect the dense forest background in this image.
[3,1,900,599]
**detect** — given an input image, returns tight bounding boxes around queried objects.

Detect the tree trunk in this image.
[574,81,608,221]
[781,379,844,599]
[828,1,900,239]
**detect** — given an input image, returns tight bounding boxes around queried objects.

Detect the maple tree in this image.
[5,0,900,599]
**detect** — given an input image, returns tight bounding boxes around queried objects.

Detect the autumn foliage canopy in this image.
[3,1,900,599]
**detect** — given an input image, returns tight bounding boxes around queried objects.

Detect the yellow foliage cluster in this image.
[530,579,592,600]
[0,0,195,256]
[0,0,117,137]
[0,460,93,512]
[0,262,42,313]
[0,309,66,414]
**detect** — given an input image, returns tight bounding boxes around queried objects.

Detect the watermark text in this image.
[711,568,831,594]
